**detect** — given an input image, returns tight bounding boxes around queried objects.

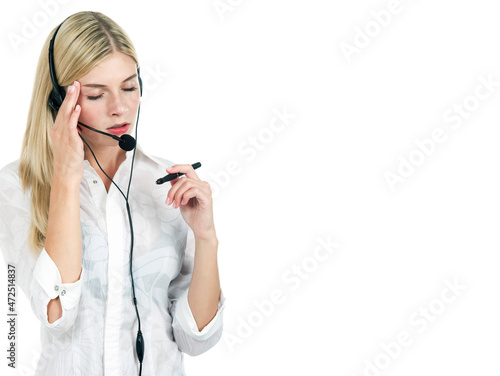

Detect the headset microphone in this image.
[77,121,137,151]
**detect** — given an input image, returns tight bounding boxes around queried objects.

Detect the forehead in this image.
[80,51,137,85]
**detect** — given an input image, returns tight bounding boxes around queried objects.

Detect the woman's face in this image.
[74,51,141,150]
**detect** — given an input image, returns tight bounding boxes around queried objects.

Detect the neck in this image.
[84,145,128,180]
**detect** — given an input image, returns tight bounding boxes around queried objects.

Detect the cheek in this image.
[129,94,141,108]
[77,102,102,124]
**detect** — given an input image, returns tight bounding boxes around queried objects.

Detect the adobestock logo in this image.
[349,277,467,376]
[139,63,170,94]
[8,0,72,54]
[207,105,297,199]
[223,234,340,354]
[339,0,418,63]
[384,74,499,192]
[212,0,244,21]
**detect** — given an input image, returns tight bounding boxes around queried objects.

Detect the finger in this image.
[167,178,205,207]
[70,104,82,133]
[62,80,81,119]
[169,177,180,186]
[173,181,207,208]
[177,187,203,206]
[166,164,201,181]
[166,177,188,205]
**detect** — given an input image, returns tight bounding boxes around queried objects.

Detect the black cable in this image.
[48,15,144,374]
[78,103,143,375]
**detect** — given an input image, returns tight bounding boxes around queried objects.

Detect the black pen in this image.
[156,162,202,185]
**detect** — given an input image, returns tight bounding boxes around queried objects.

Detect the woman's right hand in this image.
[50,80,84,185]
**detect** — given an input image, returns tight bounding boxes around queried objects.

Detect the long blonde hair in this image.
[19,11,140,255]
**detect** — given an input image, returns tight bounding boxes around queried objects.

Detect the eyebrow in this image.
[82,73,137,88]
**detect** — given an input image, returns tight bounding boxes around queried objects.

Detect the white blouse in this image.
[0,143,226,376]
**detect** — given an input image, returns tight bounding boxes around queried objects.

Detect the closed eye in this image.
[87,87,137,101]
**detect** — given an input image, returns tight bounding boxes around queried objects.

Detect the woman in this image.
[0,11,225,376]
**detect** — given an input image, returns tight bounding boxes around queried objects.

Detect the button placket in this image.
[86,176,107,217]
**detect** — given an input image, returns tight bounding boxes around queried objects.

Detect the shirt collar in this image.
[83,142,163,175]
[132,142,165,167]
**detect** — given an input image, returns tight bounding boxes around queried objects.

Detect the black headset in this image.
[48,14,145,375]
[48,16,141,152]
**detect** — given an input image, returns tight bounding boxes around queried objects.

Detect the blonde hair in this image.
[19,11,140,255]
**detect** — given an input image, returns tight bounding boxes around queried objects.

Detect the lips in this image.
[107,123,130,136]
[107,122,129,129]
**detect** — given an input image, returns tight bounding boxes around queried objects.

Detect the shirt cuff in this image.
[32,248,84,310]
[175,287,226,341]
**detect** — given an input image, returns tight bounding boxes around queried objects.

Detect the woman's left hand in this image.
[165,164,216,240]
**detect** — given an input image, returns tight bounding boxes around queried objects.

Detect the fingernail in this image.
[68,85,75,94]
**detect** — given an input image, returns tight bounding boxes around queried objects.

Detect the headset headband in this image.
[47,15,143,112]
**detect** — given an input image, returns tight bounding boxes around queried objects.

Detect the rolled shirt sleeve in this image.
[170,286,226,356]
[174,286,226,341]
[30,248,84,333]
[168,225,226,356]
[0,162,83,335]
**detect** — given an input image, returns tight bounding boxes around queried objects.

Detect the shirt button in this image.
[54,285,59,292]
[61,290,66,296]
[93,180,98,184]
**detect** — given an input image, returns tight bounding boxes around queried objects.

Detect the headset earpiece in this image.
[48,87,65,112]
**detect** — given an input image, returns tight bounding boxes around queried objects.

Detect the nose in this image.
[109,92,128,117]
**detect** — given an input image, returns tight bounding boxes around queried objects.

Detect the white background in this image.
[1,0,499,375]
